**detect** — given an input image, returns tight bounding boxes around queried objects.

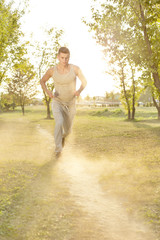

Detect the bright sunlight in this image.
[20,0,115,97]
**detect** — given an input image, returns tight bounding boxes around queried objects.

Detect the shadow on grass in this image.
[132,119,160,127]
[130,119,160,140]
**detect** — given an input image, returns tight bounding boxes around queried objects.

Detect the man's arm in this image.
[74,66,87,97]
[40,68,54,98]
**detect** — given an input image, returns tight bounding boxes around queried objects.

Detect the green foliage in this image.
[84,0,160,118]
[36,27,64,79]
[139,71,160,117]
[112,108,124,115]
[85,95,91,101]
[139,87,152,103]
[87,107,125,117]
[8,59,37,115]
[105,91,120,101]
[0,0,25,85]
[0,93,16,111]
[35,27,64,118]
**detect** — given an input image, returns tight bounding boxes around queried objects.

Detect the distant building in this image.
[76,94,121,107]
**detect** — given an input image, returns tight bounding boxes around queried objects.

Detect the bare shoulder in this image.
[46,67,54,77]
[72,64,80,75]
[41,67,54,82]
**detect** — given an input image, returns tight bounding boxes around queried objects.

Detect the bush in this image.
[112,108,124,116]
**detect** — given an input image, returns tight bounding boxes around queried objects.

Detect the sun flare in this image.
[20,0,116,98]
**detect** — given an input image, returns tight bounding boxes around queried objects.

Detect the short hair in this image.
[58,47,70,55]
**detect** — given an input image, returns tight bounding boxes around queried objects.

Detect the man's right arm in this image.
[40,68,54,98]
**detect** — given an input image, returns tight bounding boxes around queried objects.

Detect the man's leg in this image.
[62,104,76,139]
[51,100,64,153]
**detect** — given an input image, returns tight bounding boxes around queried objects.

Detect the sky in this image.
[16,0,117,97]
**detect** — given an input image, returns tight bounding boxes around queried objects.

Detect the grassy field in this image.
[75,107,160,229]
[0,105,160,239]
[76,107,160,225]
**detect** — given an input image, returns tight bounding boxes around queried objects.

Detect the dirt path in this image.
[58,151,155,240]
[36,125,155,240]
[0,120,156,240]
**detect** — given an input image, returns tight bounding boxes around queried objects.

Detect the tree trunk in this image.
[0,101,2,113]
[46,100,52,119]
[12,103,15,110]
[121,64,131,120]
[128,108,131,120]
[158,109,160,120]
[131,66,136,120]
[132,105,135,120]
[139,2,160,91]
[152,96,160,120]
[43,90,52,119]
[21,105,25,115]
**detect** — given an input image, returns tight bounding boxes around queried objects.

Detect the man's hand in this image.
[46,90,54,98]
[74,90,80,97]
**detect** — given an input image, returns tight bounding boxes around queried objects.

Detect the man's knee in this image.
[55,117,63,128]
[64,122,73,136]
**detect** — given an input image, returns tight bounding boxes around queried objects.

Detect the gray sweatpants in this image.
[51,99,76,153]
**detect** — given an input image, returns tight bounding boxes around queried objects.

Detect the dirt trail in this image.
[0,120,156,240]
[37,125,155,240]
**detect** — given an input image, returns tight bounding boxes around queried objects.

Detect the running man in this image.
[40,47,87,158]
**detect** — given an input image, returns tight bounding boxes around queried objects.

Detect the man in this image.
[40,47,87,158]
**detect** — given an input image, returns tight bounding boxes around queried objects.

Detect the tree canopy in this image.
[84,0,160,118]
[0,0,24,85]
[8,58,37,115]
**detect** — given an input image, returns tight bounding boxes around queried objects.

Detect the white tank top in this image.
[52,64,76,105]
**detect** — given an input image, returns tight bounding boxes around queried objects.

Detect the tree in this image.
[152,86,160,119]
[84,0,160,119]
[8,59,37,115]
[115,57,132,119]
[140,71,160,118]
[85,95,90,101]
[138,86,152,103]
[106,41,142,119]
[105,91,120,102]
[0,0,25,85]
[0,93,16,111]
[119,58,142,120]
[36,27,63,119]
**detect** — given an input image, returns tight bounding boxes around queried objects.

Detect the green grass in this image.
[0,105,160,239]
[0,106,78,240]
[74,107,160,235]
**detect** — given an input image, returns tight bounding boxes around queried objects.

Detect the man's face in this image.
[58,52,70,66]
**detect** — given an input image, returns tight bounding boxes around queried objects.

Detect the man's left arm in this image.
[74,66,87,97]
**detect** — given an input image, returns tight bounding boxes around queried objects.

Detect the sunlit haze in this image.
[17,0,116,97]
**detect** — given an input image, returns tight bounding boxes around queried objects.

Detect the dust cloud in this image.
[36,124,155,240]
[0,119,156,240]
[57,147,155,240]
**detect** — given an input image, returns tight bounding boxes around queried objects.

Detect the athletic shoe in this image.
[55,152,61,159]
